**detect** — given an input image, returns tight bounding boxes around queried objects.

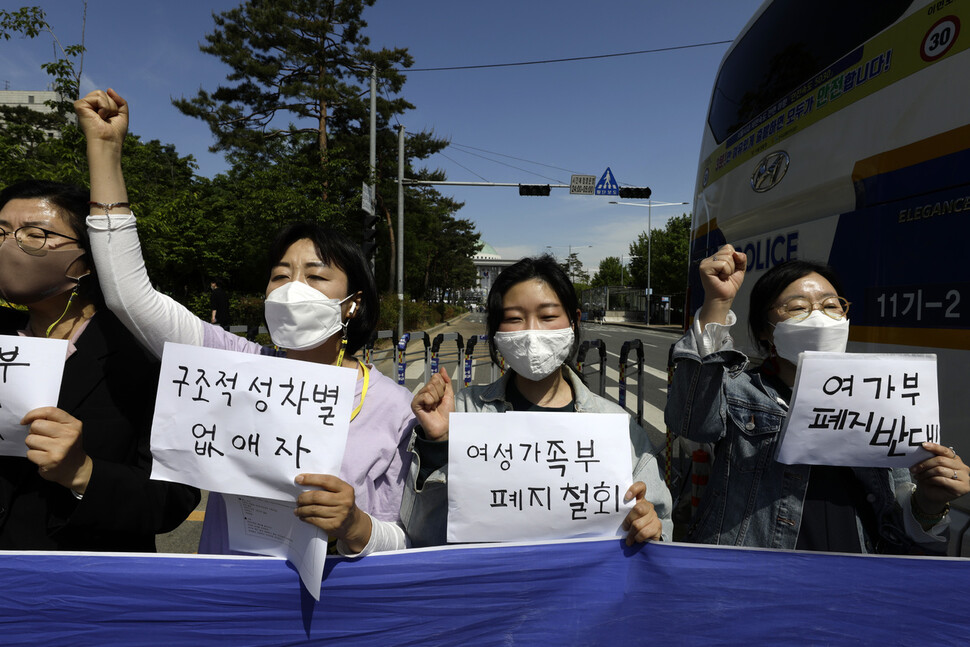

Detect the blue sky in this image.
[2,0,765,274]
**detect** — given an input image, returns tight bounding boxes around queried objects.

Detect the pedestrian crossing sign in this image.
[594,167,619,196]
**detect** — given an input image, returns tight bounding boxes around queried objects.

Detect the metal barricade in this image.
[396,331,430,386]
[576,339,607,397]
[464,335,502,387]
[363,329,396,366]
[618,339,645,426]
[430,332,465,392]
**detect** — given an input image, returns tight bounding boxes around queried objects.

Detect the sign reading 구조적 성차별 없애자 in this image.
[149,342,357,501]
[447,412,635,543]
[776,352,939,469]
[0,335,68,458]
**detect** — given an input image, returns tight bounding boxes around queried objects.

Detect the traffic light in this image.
[618,186,652,199]
[361,213,380,259]
[518,184,551,196]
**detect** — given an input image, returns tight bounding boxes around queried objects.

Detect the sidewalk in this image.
[597,320,685,336]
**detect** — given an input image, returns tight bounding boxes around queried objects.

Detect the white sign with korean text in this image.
[224,494,328,600]
[150,342,356,501]
[447,412,634,543]
[569,174,596,195]
[0,334,68,457]
[777,352,938,468]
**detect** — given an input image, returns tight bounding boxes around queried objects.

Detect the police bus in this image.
[689,0,970,517]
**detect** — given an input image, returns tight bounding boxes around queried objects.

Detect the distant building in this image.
[0,90,60,114]
[469,242,520,301]
[0,90,72,137]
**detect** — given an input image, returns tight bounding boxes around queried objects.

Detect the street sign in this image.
[569,174,596,195]
[594,168,619,196]
[362,182,375,215]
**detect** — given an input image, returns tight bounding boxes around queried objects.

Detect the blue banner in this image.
[0,539,967,645]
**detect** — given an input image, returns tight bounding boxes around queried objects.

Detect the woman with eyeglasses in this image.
[0,180,200,551]
[665,246,969,553]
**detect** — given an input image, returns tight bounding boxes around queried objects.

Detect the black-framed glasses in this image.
[773,296,851,322]
[0,225,81,253]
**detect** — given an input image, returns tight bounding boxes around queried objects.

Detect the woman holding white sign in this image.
[405,255,672,546]
[76,89,415,557]
[0,179,201,551]
[666,248,968,553]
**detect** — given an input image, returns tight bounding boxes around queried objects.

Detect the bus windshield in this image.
[708,0,913,143]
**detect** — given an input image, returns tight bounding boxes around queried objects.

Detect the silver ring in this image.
[952,469,960,480]
[712,256,720,262]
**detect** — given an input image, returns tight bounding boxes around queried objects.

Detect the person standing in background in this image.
[209,279,231,331]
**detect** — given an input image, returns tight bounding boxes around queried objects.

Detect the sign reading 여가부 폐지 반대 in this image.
[0,334,68,458]
[149,341,357,501]
[776,352,938,468]
[447,411,635,543]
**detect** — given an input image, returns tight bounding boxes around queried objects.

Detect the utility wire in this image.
[443,145,565,184]
[403,40,732,72]
[436,151,490,183]
[450,142,583,175]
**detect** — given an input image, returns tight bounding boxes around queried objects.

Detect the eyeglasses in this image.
[0,225,81,253]
[773,296,850,322]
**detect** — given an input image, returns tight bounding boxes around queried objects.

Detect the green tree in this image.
[172,0,411,163]
[591,256,623,287]
[558,252,590,287]
[0,5,86,113]
[174,0,459,286]
[628,213,691,295]
[0,5,87,182]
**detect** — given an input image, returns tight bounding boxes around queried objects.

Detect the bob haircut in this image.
[0,179,102,305]
[748,258,846,353]
[485,254,582,368]
[267,222,379,356]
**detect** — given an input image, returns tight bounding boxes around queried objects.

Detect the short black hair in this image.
[267,222,378,356]
[485,254,582,368]
[748,259,846,352]
[0,179,102,305]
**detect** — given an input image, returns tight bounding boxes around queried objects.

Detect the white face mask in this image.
[264,280,353,351]
[770,310,849,363]
[493,327,575,381]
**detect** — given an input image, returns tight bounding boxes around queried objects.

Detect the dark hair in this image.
[748,259,846,352]
[267,222,378,356]
[0,179,102,305]
[486,254,582,368]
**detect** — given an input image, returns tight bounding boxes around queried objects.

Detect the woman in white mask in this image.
[76,89,415,557]
[666,245,969,553]
[404,255,672,547]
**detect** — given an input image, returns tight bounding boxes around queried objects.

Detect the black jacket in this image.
[0,309,200,551]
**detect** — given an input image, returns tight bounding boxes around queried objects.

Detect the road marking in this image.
[603,351,667,381]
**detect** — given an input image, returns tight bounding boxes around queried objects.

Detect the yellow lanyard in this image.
[350,362,369,422]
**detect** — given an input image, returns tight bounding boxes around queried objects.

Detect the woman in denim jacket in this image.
[666,247,968,553]
[402,256,672,547]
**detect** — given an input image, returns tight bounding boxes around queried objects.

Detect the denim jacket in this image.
[401,368,673,547]
[665,326,947,554]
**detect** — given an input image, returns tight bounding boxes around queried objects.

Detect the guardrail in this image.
[576,339,607,397]
[464,335,503,388]
[618,339,645,426]
[430,332,465,392]
[362,329,396,366]
[396,331,430,386]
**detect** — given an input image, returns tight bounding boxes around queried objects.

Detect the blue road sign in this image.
[594,167,619,195]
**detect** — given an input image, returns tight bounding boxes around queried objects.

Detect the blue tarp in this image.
[0,539,967,646]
